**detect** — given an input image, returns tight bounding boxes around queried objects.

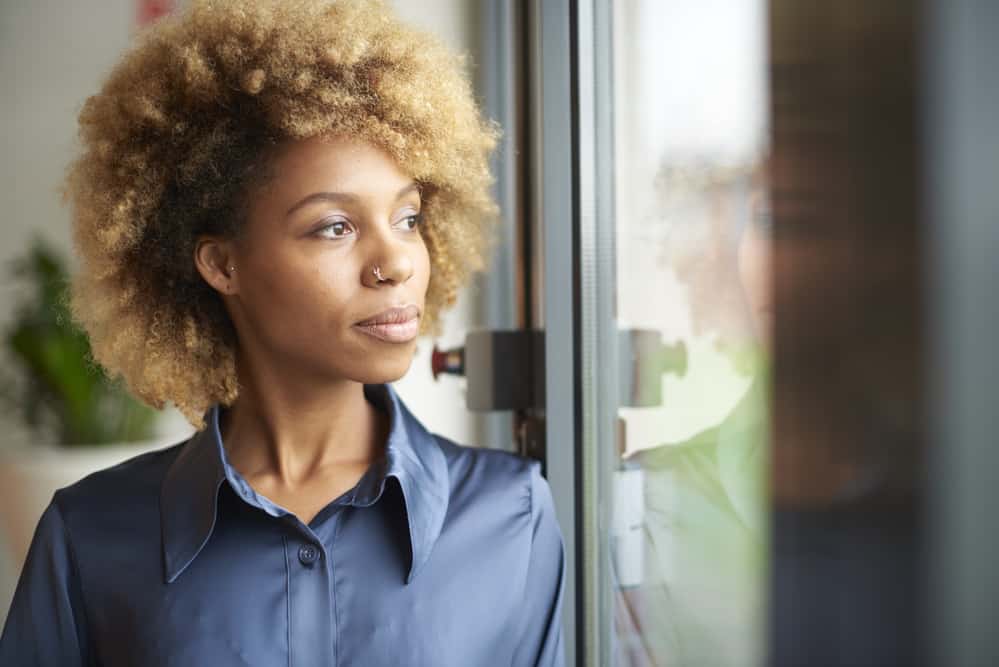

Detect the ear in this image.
[194,237,239,296]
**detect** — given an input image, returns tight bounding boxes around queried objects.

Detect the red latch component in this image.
[431,344,465,380]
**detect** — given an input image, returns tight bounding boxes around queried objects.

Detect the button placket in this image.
[285,533,334,667]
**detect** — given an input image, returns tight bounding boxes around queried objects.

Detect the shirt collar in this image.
[160,383,450,586]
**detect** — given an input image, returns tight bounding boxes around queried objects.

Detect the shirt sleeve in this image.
[512,461,567,667]
[0,494,91,666]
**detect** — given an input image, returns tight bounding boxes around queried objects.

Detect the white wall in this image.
[0,0,135,446]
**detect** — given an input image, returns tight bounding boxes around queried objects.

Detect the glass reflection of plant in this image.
[0,236,158,446]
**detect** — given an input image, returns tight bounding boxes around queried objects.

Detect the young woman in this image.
[0,1,566,665]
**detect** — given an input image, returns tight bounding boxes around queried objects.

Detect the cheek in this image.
[242,251,356,330]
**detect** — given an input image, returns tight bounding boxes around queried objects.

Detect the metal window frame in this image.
[482,2,616,664]
[574,1,618,665]
[528,1,581,664]
[530,1,616,665]
[476,0,528,453]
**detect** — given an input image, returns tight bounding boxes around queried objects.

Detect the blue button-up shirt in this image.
[0,383,566,666]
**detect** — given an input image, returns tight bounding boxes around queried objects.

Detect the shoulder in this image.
[50,439,188,530]
[432,433,540,493]
[429,434,557,529]
[20,439,190,596]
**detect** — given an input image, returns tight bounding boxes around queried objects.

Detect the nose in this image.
[362,231,415,288]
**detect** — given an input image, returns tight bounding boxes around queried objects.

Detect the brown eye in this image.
[316,219,353,239]
[401,213,424,231]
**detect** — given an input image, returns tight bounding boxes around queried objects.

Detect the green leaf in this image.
[0,235,160,446]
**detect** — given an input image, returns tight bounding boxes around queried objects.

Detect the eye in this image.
[752,203,773,234]
[399,212,424,232]
[315,218,354,239]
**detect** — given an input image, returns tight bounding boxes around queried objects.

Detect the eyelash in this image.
[315,213,424,239]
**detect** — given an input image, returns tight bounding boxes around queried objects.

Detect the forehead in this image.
[265,135,414,197]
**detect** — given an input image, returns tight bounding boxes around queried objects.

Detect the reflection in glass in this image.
[606,2,770,665]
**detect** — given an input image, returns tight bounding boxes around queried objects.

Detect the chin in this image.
[346,347,417,385]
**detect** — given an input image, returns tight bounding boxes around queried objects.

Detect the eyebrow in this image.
[285,181,421,218]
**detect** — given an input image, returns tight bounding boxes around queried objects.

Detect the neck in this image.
[218,373,386,489]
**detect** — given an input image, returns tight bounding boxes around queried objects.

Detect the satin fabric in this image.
[1,383,566,666]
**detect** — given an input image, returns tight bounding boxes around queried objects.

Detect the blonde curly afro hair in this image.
[62,0,499,430]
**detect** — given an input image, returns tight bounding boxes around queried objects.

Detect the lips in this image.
[353,304,421,344]
[355,304,420,326]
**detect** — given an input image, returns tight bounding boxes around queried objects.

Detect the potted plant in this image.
[0,235,191,618]
[0,236,162,445]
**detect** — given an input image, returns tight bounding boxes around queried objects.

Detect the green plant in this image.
[0,235,158,446]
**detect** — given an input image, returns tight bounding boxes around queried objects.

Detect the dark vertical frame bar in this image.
[923,1,999,664]
[476,0,528,452]
[529,0,580,664]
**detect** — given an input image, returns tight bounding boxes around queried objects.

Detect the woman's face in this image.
[203,135,431,386]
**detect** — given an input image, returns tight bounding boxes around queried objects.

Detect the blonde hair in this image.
[62,0,499,430]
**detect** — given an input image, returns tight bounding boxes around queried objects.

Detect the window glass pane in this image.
[607,2,770,665]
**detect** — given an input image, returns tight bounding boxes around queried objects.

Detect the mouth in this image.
[353,304,420,343]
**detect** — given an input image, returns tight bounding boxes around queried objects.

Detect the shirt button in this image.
[298,544,320,566]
